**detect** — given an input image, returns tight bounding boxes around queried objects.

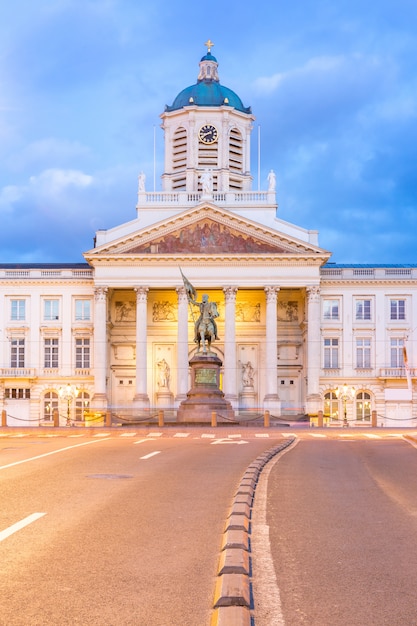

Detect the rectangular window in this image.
[11,299,26,321]
[324,338,339,368]
[75,338,90,369]
[75,299,91,321]
[356,299,371,320]
[44,299,59,321]
[5,388,30,399]
[323,299,339,320]
[390,338,404,367]
[11,339,25,368]
[390,299,405,320]
[356,338,371,368]
[44,338,59,368]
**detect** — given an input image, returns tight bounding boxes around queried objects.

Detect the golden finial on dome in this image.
[204,39,214,53]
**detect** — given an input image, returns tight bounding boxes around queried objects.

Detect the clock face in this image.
[199,124,218,144]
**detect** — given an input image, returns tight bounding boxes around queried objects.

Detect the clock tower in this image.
[161,41,255,194]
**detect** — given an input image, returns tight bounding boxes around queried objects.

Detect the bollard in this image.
[317,410,323,428]
[211,411,217,427]
[53,408,59,427]
[371,409,377,427]
[264,410,270,428]
[1,409,7,427]
[158,410,164,427]
[105,410,112,427]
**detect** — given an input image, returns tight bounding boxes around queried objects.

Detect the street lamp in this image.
[59,384,80,426]
[335,383,355,427]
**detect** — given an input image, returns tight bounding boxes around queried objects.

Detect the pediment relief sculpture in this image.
[126,219,289,255]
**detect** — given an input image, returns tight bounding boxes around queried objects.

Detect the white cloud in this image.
[29,168,93,195]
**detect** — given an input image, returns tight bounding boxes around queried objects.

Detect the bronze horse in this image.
[194,296,219,354]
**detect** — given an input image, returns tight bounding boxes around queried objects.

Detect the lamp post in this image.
[59,384,79,426]
[335,383,355,427]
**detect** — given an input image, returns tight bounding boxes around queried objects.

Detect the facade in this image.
[1,45,416,427]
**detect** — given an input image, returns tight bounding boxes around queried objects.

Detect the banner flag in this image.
[179,268,197,302]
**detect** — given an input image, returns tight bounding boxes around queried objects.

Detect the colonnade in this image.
[91,284,322,413]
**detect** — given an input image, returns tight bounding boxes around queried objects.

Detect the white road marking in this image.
[93,433,111,437]
[201,433,216,438]
[140,451,161,459]
[251,439,298,625]
[255,433,270,438]
[120,432,137,437]
[403,436,417,450]
[147,432,162,437]
[174,433,190,437]
[364,433,381,439]
[211,438,249,445]
[133,439,149,445]
[0,513,46,543]
[228,434,242,438]
[310,433,327,438]
[0,439,110,471]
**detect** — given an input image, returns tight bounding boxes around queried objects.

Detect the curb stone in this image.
[211,436,296,625]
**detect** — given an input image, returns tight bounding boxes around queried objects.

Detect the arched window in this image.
[76,391,90,422]
[43,391,58,422]
[324,391,339,421]
[356,392,371,421]
[229,127,243,173]
[172,127,187,189]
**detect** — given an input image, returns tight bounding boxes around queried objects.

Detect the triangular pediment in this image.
[128,217,289,255]
[85,204,329,260]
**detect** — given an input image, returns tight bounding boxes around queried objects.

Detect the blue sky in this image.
[1,0,416,264]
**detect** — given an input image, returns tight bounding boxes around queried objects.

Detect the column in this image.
[223,286,238,407]
[92,286,108,407]
[306,285,321,414]
[264,286,280,412]
[134,286,150,408]
[176,286,189,403]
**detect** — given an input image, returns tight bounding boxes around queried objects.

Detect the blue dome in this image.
[200,52,218,63]
[165,48,252,114]
[166,81,251,113]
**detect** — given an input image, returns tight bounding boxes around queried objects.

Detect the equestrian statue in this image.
[180,269,219,354]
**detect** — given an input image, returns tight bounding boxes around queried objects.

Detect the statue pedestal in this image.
[239,388,257,409]
[156,389,174,408]
[177,353,235,423]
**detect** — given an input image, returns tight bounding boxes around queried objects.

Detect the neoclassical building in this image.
[1,44,416,427]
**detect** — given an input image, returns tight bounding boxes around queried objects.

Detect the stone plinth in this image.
[177,353,235,423]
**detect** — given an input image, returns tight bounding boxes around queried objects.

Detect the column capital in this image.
[94,286,108,302]
[134,286,149,303]
[223,286,238,302]
[176,285,189,304]
[306,285,320,302]
[264,286,280,303]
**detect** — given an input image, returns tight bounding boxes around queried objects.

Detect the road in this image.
[2,428,417,626]
[0,429,279,626]
[252,430,417,626]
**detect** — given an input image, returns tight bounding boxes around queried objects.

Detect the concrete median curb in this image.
[211,436,296,625]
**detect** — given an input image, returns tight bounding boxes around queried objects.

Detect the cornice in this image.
[320,278,417,287]
[0,278,93,287]
[86,254,329,266]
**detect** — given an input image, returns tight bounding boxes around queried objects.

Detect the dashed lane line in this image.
[0,513,46,543]
[0,438,111,471]
[140,451,161,460]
